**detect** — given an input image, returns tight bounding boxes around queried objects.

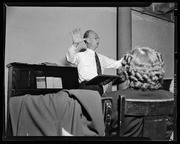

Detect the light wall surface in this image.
[5,7,117,68]
[132,10,174,79]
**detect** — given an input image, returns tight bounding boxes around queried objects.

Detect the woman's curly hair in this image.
[119,46,165,90]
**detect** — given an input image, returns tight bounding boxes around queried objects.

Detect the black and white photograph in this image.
[2,2,177,141]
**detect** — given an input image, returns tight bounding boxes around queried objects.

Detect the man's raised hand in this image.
[70,28,86,45]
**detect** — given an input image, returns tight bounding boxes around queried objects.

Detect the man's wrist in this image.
[72,43,78,47]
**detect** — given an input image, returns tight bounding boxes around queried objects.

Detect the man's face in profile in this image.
[87,32,100,50]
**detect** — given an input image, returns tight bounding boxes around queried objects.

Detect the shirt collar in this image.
[86,48,96,54]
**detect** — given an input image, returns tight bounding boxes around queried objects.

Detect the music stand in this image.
[85,75,123,86]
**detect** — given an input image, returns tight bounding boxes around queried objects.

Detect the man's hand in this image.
[70,28,86,46]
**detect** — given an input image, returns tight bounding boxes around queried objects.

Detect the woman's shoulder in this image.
[117,89,174,100]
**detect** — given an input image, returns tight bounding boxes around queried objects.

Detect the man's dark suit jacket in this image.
[103,89,174,138]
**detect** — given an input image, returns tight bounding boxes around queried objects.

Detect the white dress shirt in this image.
[66,45,122,83]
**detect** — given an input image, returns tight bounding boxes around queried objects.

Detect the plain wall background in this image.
[131,10,174,79]
[5,7,117,69]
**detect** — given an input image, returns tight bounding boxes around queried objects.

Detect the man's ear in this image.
[84,39,87,43]
[86,38,90,44]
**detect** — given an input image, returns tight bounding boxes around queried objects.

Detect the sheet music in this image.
[36,77,46,88]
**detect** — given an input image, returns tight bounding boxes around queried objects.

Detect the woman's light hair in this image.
[120,46,165,90]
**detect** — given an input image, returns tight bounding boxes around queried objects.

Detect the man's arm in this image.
[100,54,123,69]
[66,45,78,65]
